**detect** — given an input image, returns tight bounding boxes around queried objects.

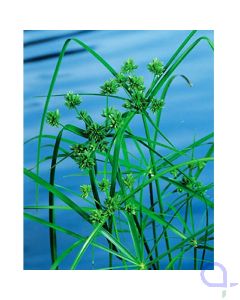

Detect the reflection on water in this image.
[24,30,214,270]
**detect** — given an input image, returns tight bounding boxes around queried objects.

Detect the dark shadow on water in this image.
[24,30,96,47]
[24,47,95,64]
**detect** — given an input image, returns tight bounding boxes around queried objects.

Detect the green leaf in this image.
[48,129,63,266]
[71,223,103,270]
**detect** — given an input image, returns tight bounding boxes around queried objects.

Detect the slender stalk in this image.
[194,247,198,270]
[177,199,189,270]
[148,175,159,269]
[142,113,172,267]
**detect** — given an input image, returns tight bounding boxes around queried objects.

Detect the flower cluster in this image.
[64,92,82,109]
[70,143,86,158]
[126,75,145,92]
[116,73,127,86]
[87,122,108,143]
[125,200,137,215]
[100,79,119,95]
[70,142,95,169]
[121,58,138,74]
[90,209,107,224]
[76,150,95,169]
[150,98,165,113]
[123,90,148,113]
[102,107,123,129]
[77,110,89,122]
[46,109,60,127]
[104,195,122,215]
[147,58,164,76]
[89,194,123,224]
[98,140,109,153]
[89,193,137,224]
[123,173,135,190]
[98,178,110,192]
[70,118,110,167]
[80,184,91,199]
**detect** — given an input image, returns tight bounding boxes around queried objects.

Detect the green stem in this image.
[194,247,198,270]
[142,113,172,267]
[148,175,159,269]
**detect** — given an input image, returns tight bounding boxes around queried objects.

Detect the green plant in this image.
[24,30,214,270]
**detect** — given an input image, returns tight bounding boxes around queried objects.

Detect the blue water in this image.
[24,30,214,270]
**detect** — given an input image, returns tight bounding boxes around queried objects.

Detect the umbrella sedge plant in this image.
[24,30,214,270]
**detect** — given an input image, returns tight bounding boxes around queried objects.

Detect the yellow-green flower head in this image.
[104,195,121,214]
[90,209,106,224]
[116,73,127,86]
[46,109,60,127]
[102,107,123,129]
[127,75,145,92]
[123,173,135,189]
[80,184,91,199]
[98,178,110,192]
[121,58,138,74]
[125,201,137,215]
[147,58,164,76]
[150,98,165,113]
[64,92,82,109]
[87,122,107,143]
[77,110,88,121]
[76,150,95,169]
[123,90,147,113]
[100,79,119,95]
[98,140,109,153]
[70,143,86,158]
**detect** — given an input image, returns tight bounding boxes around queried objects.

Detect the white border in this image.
[1,1,240,299]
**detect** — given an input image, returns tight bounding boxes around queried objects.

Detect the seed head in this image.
[126,75,145,92]
[64,92,82,109]
[121,58,138,74]
[123,90,147,113]
[147,58,164,76]
[98,178,110,192]
[90,209,107,224]
[150,98,165,113]
[80,184,91,199]
[70,143,86,158]
[76,150,95,169]
[102,107,123,129]
[125,201,137,215]
[98,140,109,153]
[105,194,122,214]
[87,122,107,143]
[46,109,60,127]
[77,110,88,121]
[100,79,118,95]
[123,173,135,190]
[116,73,127,86]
